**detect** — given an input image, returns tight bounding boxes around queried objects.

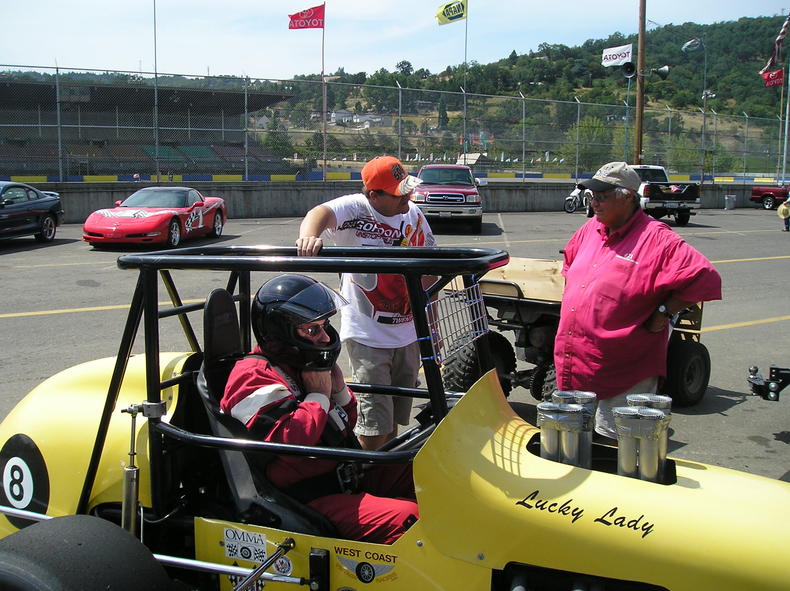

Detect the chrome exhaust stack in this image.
[537,399,591,468]
[627,394,672,481]
[613,406,669,482]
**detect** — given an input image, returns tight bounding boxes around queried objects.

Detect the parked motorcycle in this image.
[564,187,593,215]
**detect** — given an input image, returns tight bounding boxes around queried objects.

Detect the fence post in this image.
[397,81,402,160]
[461,86,467,163]
[574,97,581,181]
[244,78,249,181]
[742,111,749,184]
[55,66,63,182]
[520,91,526,182]
[711,108,718,179]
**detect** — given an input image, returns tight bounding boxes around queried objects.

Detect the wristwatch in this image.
[657,304,672,318]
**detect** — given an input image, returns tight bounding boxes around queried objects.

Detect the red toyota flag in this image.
[762,68,784,88]
[288,4,325,29]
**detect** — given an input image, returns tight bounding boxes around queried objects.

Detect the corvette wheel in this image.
[34,216,56,243]
[167,219,181,247]
[0,515,174,590]
[209,212,223,237]
[762,196,776,210]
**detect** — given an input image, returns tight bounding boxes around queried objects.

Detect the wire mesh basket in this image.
[426,282,489,365]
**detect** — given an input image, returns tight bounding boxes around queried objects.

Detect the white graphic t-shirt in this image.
[323,193,436,348]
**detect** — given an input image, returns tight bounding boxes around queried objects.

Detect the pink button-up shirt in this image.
[554,209,721,399]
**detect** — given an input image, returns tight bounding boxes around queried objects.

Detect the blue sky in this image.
[1,1,787,80]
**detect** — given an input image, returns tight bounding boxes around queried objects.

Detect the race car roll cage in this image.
[77,245,509,522]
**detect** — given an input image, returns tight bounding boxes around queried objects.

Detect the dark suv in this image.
[0,181,64,243]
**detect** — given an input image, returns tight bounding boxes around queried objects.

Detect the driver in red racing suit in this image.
[221,274,418,544]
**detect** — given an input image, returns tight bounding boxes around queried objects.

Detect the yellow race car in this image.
[0,245,787,591]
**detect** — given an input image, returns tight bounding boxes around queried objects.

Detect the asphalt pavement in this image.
[1,207,789,481]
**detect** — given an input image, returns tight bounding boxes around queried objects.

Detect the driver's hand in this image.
[330,364,345,395]
[301,369,332,395]
[296,235,323,256]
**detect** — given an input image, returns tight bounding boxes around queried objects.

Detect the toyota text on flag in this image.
[762,69,785,88]
[601,44,633,67]
[289,4,325,29]
[436,0,467,26]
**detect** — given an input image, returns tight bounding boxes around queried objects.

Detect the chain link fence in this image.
[0,65,783,181]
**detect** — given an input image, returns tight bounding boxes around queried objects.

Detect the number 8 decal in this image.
[0,434,49,529]
[3,457,33,509]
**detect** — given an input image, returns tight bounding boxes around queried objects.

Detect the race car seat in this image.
[196,288,338,537]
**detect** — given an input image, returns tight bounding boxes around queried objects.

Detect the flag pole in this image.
[462,2,468,164]
[782,57,790,184]
[321,2,327,182]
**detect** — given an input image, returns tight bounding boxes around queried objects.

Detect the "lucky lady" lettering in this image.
[594,506,654,538]
[516,490,584,523]
[516,490,655,538]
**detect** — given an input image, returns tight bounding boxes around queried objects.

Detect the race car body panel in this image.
[415,370,790,590]
[0,353,190,534]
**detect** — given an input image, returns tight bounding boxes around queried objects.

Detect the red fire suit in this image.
[221,348,418,544]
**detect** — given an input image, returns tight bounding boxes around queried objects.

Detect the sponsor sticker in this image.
[223,527,267,563]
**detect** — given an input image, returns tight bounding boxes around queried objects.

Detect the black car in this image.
[0,181,64,242]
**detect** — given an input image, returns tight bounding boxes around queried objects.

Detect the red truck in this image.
[411,164,483,233]
[750,184,789,210]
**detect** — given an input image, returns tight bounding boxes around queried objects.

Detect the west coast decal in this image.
[335,546,397,584]
[516,489,655,538]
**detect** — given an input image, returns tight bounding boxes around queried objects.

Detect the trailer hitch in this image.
[747,365,790,401]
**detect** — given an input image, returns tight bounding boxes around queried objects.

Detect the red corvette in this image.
[83,186,226,247]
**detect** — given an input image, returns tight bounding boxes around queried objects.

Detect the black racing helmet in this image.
[251,274,347,370]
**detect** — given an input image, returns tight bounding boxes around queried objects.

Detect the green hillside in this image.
[301,15,783,118]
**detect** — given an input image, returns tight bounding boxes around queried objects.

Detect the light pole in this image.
[682,37,709,183]
[633,0,646,164]
[701,89,715,183]
[153,0,160,181]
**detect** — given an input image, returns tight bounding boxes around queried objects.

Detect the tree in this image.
[558,115,613,171]
[438,98,449,129]
[261,111,294,158]
[396,60,414,76]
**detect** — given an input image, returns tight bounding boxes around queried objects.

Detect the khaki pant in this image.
[345,340,420,437]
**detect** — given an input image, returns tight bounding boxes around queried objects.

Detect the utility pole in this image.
[633,0,646,164]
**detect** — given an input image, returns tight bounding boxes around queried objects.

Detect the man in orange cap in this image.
[297,156,436,450]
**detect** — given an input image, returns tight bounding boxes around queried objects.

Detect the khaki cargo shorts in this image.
[345,339,420,437]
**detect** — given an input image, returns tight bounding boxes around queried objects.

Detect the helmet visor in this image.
[277,281,348,324]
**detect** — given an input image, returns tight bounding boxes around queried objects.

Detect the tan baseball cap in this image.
[578,161,641,192]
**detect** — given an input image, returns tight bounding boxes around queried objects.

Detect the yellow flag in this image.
[436,0,467,26]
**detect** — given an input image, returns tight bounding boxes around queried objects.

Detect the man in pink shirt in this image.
[554,162,722,438]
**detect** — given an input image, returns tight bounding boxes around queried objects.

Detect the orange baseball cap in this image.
[361,156,422,196]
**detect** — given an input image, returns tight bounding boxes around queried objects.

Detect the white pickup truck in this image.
[633,164,701,226]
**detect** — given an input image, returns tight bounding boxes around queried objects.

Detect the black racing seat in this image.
[195,288,338,537]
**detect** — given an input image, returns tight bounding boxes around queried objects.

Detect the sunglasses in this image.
[590,189,618,203]
[298,320,330,338]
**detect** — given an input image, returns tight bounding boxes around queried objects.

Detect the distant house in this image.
[330,109,354,124]
[456,152,493,167]
[253,114,271,129]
